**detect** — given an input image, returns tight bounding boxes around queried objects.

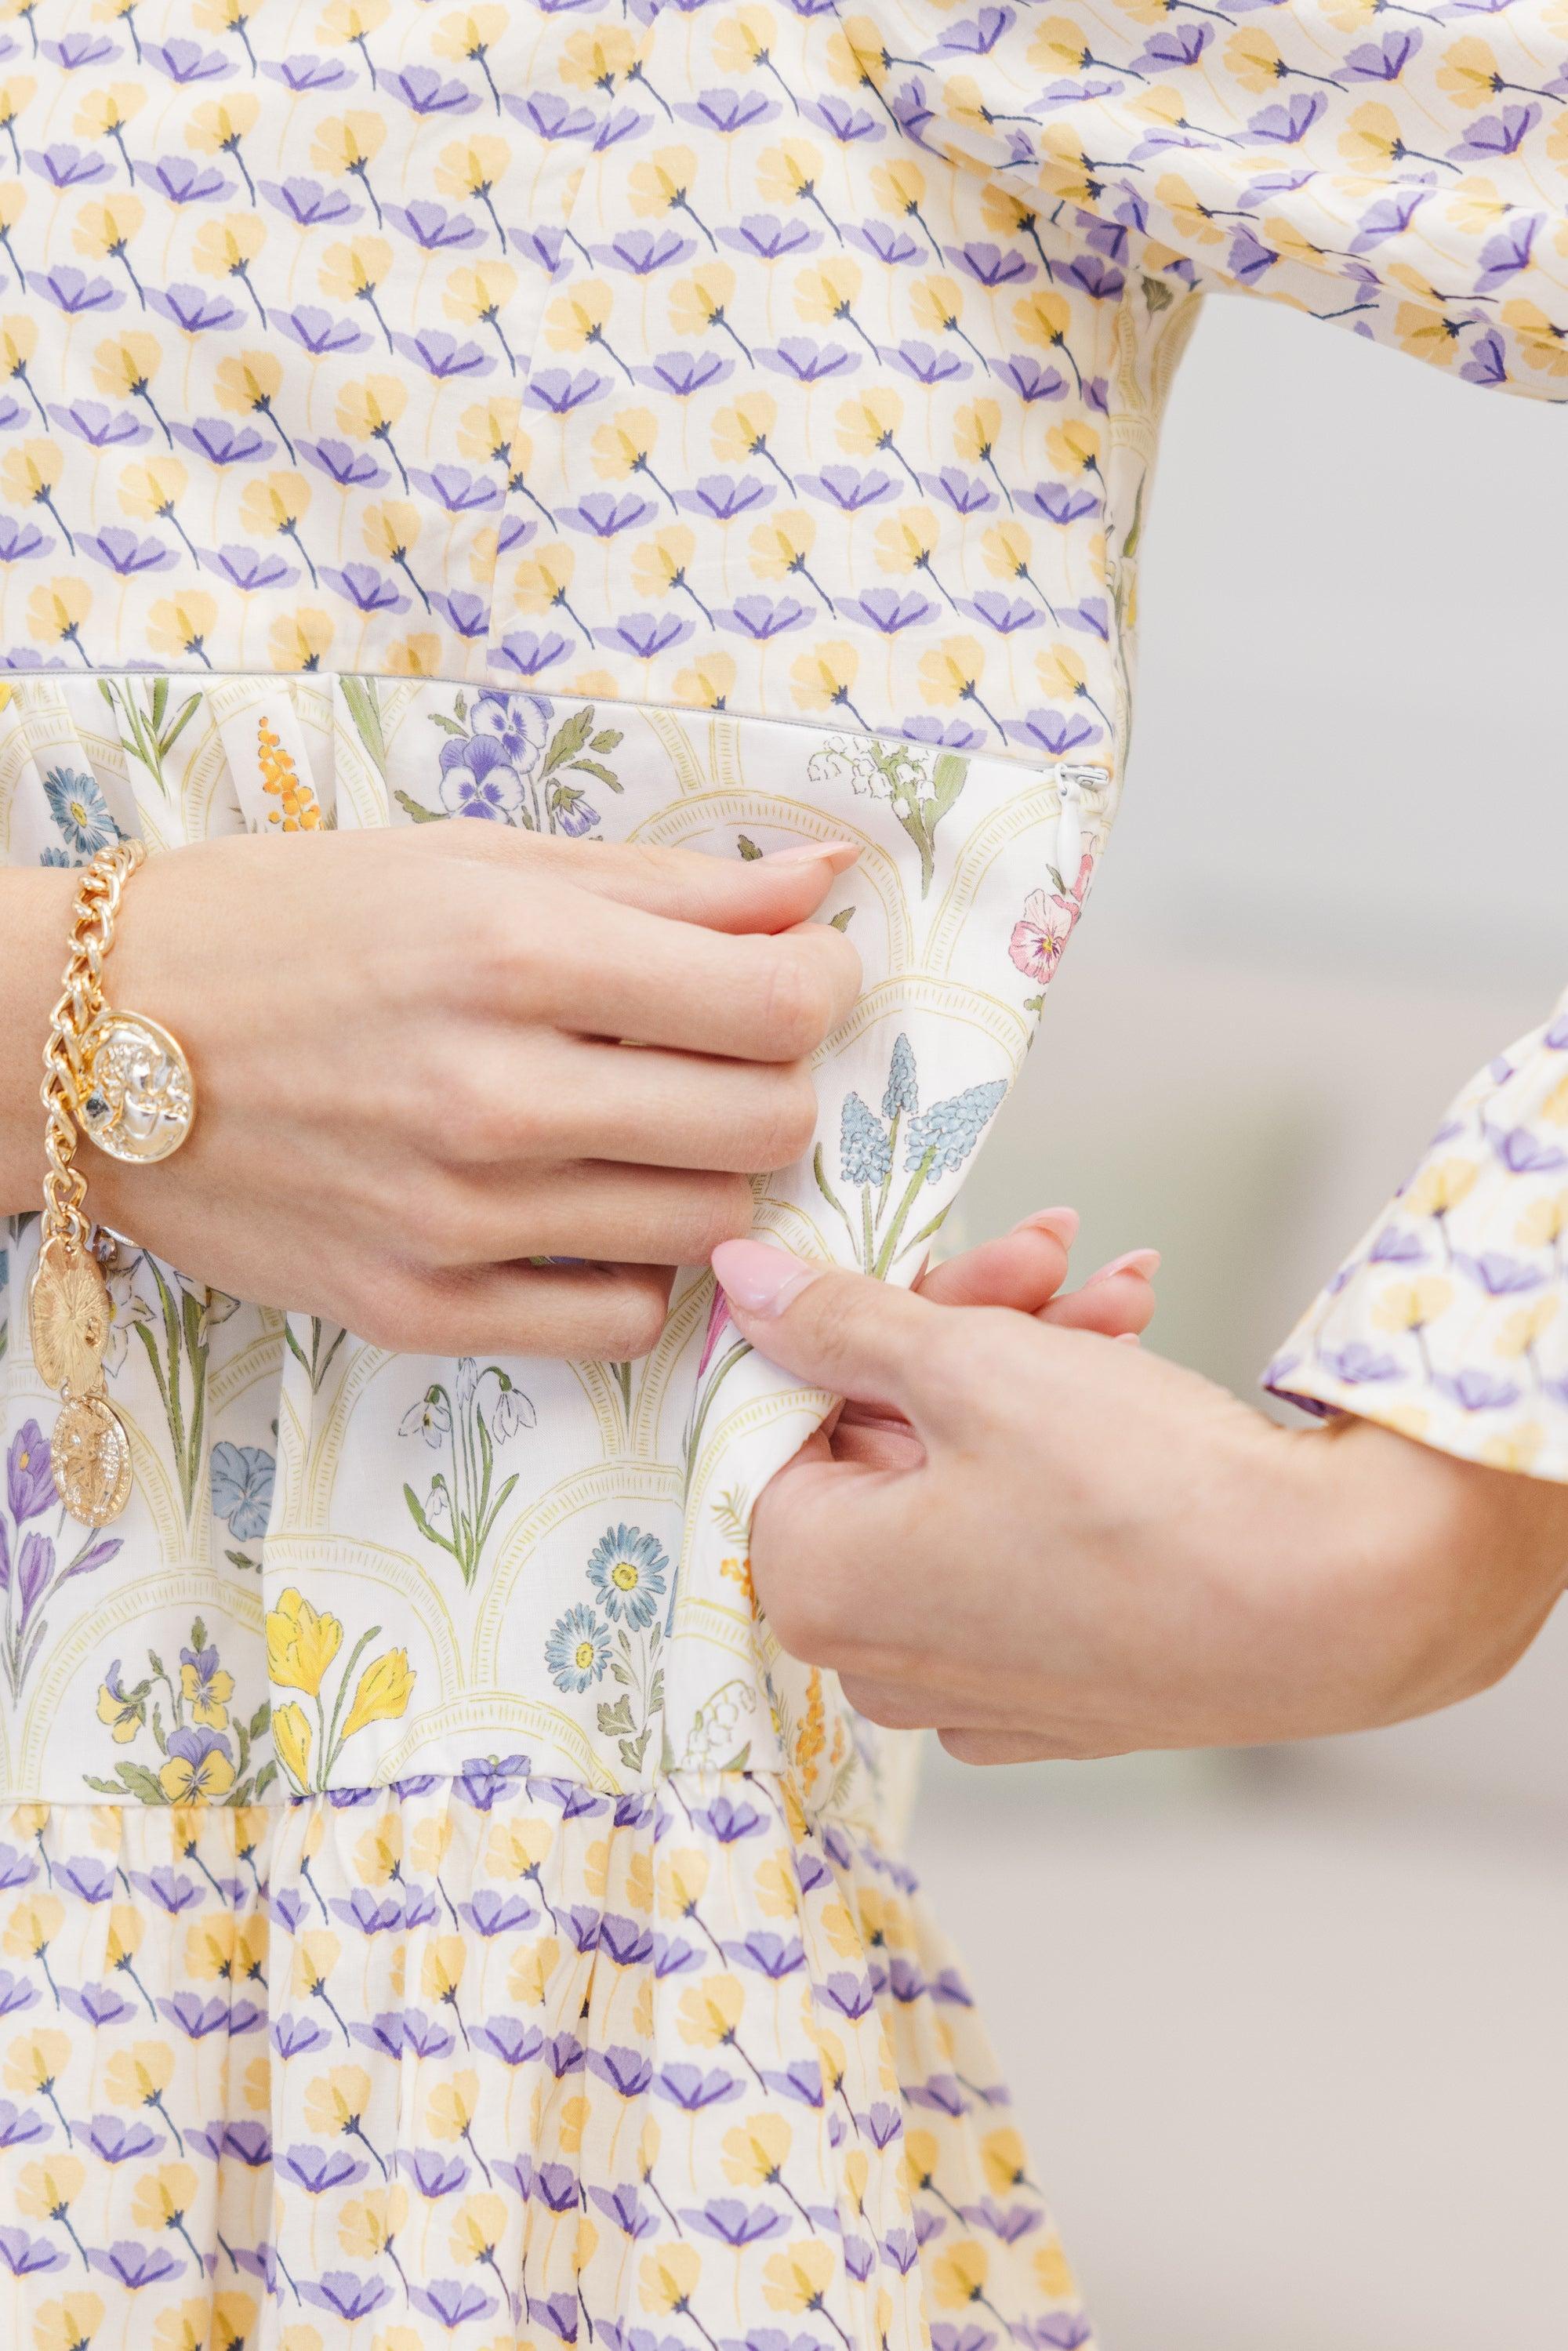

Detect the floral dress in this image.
[0,1,1564,2345]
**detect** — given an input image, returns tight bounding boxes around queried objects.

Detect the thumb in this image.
[711,1239,953,1421]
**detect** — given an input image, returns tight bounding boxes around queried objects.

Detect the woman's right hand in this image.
[3,822,861,1359]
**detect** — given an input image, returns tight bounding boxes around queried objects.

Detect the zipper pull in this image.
[1053,763,1108,898]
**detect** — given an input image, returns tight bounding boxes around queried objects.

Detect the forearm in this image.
[0,865,76,1216]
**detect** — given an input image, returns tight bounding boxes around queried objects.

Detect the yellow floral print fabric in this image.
[1269,994,1568,1476]
[0,1785,1085,2349]
[1,0,1565,2340]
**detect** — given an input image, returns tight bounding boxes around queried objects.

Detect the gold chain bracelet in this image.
[29,838,194,1527]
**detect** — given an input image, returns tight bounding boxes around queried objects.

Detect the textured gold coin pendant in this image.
[28,1237,112,1395]
[49,1391,132,1526]
[78,1010,194,1165]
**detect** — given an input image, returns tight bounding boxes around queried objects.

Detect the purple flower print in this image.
[201,546,296,594]
[62,1984,135,2027]
[1005,709,1100,757]
[24,143,111,190]
[524,2291,577,2342]
[673,86,778,134]
[636,350,732,398]
[846,223,924,266]
[685,2200,790,2247]
[430,590,491,640]
[40,34,120,69]
[655,2065,743,2112]
[397,2149,470,2198]
[89,2240,185,2290]
[713,597,811,641]
[841,582,940,629]
[757,338,860,383]
[258,176,360,230]
[7,1422,53,1523]
[473,2018,544,2067]
[260,55,357,93]
[1432,1369,1523,1413]
[391,330,492,380]
[1454,1251,1544,1295]
[80,528,175,575]
[506,90,595,141]
[557,492,659,539]
[492,631,574,679]
[375,64,481,118]
[147,285,245,336]
[383,199,484,252]
[438,731,524,821]
[143,38,234,85]
[458,1888,537,1938]
[1489,1124,1568,1175]
[990,355,1066,404]
[717,216,819,261]
[797,465,899,513]
[281,2146,368,2197]
[171,417,273,466]
[676,475,774,523]
[0,2100,48,2150]
[593,229,695,277]
[525,369,611,419]
[135,158,230,205]
[302,2273,395,2322]
[0,2228,67,2277]
[951,240,1037,288]
[0,1968,35,2017]
[25,267,123,317]
[596,613,693,659]
[299,437,387,488]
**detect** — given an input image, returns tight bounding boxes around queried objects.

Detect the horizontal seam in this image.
[24,668,1076,778]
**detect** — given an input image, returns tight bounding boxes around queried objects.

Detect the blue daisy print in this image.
[546,1603,611,1693]
[585,1523,669,1630]
[42,765,119,858]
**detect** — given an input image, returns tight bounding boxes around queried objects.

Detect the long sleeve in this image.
[907,0,1568,397]
[1265,995,1568,1477]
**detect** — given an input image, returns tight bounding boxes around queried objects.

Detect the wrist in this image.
[1298,1416,1568,1725]
[0,865,78,1215]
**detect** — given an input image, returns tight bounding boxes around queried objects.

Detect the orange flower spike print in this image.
[256,719,323,832]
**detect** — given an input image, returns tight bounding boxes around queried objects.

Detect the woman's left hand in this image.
[838,1206,1158,1473]
[713,1238,1568,1761]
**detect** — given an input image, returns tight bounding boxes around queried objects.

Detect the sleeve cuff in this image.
[1262,989,1568,1482]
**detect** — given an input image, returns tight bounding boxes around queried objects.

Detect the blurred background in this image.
[910,290,1568,2351]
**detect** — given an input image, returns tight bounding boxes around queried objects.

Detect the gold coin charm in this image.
[28,1237,112,1396]
[77,1010,194,1165]
[49,1392,132,1527]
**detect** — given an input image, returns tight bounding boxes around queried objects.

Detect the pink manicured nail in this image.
[1083,1248,1160,1287]
[712,1239,823,1317]
[764,840,861,871]
[1013,1205,1079,1246]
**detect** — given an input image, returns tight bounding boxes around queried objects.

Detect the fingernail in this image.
[712,1238,824,1317]
[1116,1332,1142,1346]
[1012,1205,1079,1246]
[764,840,861,871]
[1083,1248,1160,1287]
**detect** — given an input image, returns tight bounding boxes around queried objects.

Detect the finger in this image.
[434,1163,755,1268]
[358,1259,677,1361]
[938,1729,1100,1765]
[915,1214,1074,1312]
[537,894,862,1063]
[711,1238,964,1421]
[443,819,861,934]
[1040,1264,1158,1340]
[477,1035,818,1174]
